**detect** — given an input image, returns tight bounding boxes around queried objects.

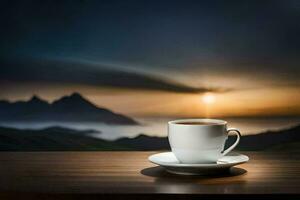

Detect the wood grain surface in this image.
[0,151,299,195]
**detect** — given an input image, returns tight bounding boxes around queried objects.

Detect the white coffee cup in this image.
[168,119,241,164]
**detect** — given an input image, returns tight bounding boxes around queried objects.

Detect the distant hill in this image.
[0,126,130,151]
[227,125,300,151]
[115,134,171,150]
[0,124,299,151]
[0,93,137,125]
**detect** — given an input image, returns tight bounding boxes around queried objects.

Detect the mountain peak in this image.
[51,92,98,111]
[56,92,90,104]
[68,92,85,100]
[29,95,48,104]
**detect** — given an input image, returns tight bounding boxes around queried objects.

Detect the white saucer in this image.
[148,152,249,175]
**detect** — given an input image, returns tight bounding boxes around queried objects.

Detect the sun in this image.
[202,93,216,104]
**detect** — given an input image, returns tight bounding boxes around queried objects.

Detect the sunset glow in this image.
[202,93,216,105]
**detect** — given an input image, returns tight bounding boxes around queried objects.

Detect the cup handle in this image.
[221,128,241,156]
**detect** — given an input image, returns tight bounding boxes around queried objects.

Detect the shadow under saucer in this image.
[141,166,247,194]
[141,166,247,179]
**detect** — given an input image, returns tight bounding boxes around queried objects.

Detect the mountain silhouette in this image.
[0,93,137,124]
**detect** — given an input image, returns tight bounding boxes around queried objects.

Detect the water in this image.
[0,117,299,141]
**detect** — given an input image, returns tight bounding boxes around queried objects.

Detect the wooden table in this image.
[0,151,299,199]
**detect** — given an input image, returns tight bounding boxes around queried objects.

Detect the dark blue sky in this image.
[0,0,299,92]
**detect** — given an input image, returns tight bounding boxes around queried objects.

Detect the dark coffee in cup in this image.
[175,122,220,125]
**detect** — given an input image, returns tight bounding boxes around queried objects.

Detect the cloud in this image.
[0,58,228,94]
